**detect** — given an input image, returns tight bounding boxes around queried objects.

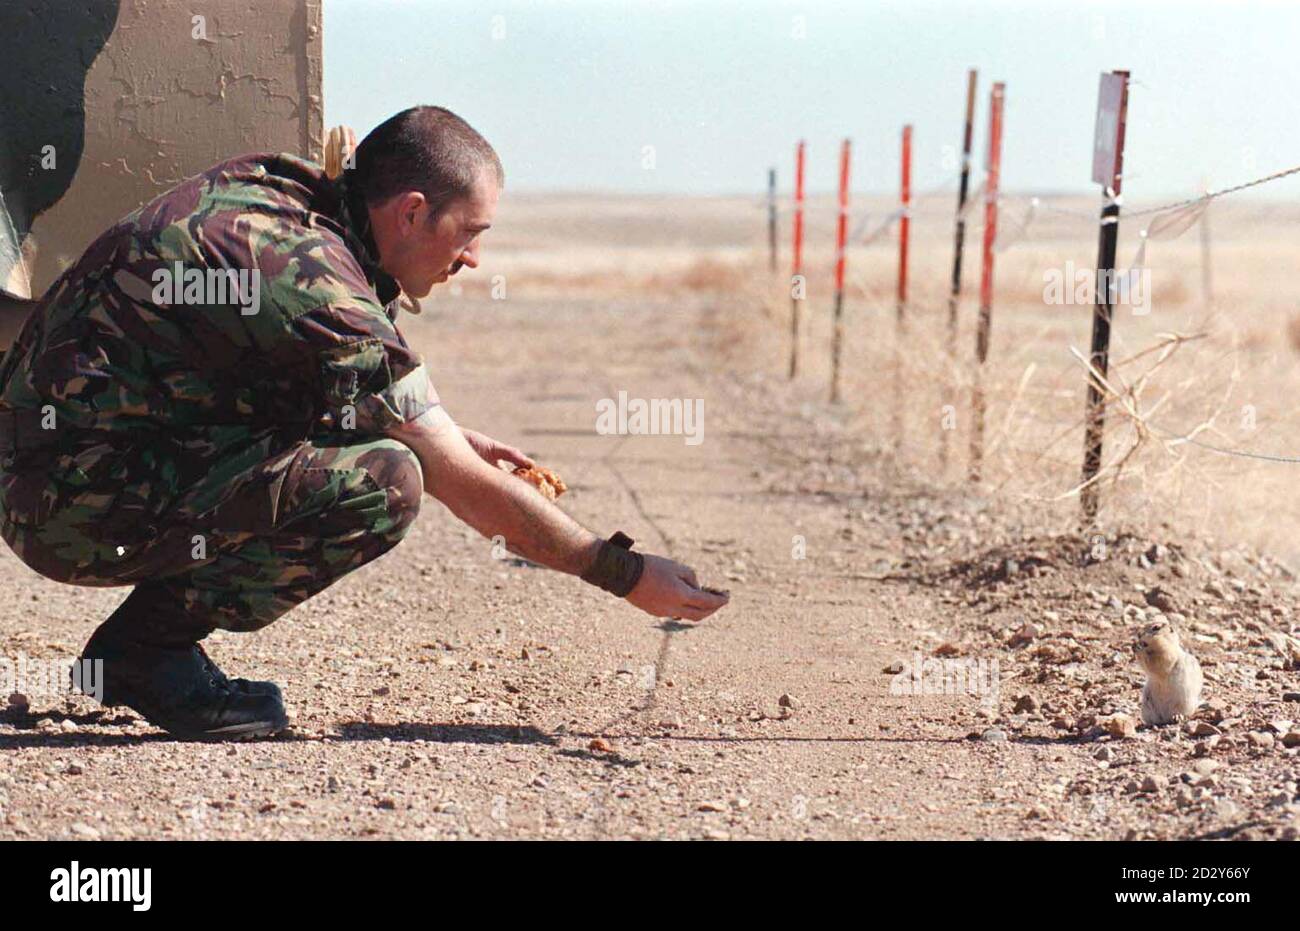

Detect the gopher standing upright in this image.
[0,106,727,740]
[1134,620,1204,726]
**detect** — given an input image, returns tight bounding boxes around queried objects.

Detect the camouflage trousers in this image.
[0,433,423,634]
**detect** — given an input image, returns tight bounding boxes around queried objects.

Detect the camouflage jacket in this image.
[0,153,438,530]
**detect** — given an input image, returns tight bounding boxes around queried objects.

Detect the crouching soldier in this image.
[0,106,728,740]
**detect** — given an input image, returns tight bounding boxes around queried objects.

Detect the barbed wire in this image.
[1118,163,1300,219]
[1149,425,1300,464]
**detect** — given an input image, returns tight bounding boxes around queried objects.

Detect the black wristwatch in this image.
[581,531,645,597]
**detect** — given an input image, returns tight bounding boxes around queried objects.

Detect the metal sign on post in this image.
[1092,72,1128,187]
[969,82,1005,483]
[788,140,806,379]
[829,138,851,403]
[942,69,977,471]
[1080,70,1130,524]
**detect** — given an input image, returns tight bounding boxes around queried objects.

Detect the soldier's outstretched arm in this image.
[387,406,728,622]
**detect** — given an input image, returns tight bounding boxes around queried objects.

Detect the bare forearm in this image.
[389,409,600,575]
[385,406,729,621]
[455,464,601,573]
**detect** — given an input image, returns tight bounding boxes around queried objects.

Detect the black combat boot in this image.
[73,585,288,740]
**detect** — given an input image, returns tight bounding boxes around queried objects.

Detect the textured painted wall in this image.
[0,0,322,306]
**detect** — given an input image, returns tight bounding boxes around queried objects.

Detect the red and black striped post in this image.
[1080,70,1130,523]
[892,125,913,448]
[788,140,807,379]
[942,69,977,470]
[969,82,1005,483]
[829,138,852,403]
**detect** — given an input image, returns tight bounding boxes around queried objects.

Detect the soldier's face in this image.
[373,168,499,299]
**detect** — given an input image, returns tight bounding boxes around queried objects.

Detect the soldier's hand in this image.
[460,427,534,470]
[625,554,730,622]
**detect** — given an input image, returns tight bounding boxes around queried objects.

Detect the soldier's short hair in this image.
[352,106,503,220]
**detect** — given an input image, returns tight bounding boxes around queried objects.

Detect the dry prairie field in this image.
[489,190,1300,562]
[2,192,1300,842]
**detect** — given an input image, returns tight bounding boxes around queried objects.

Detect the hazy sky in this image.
[324,0,1300,201]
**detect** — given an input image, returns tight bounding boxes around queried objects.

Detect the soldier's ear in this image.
[397,192,431,233]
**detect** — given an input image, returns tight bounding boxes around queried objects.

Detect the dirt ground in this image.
[2,282,1299,841]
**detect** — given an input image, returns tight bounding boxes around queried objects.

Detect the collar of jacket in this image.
[334,170,402,310]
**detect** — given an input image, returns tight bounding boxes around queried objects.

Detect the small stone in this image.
[64,763,83,776]
[1140,775,1161,794]
[1187,720,1220,738]
[696,800,726,813]
[934,643,960,657]
[59,719,77,733]
[883,661,905,675]
[1094,747,1114,762]
[1103,714,1137,739]
[1214,798,1240,819]
[7,692,29,712]
[1013,694,1039,714]
[588,738,612,753]
[1144,587,1174,611]
[372,686,390,697]
[1283,692,1300,703]
[980,727,1008,742]
[70,823,100,839]
[1008,623,1041,648]
[1246,731,1274,749]
[1282,731,1300,749]
[376,798,396,810]
[1192,759,1220,777]
[778,693,798,709]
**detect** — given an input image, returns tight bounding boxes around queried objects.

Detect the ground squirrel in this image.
[1133,620,1203,726]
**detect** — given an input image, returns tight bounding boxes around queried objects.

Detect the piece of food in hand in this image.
[512,465,568,501]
